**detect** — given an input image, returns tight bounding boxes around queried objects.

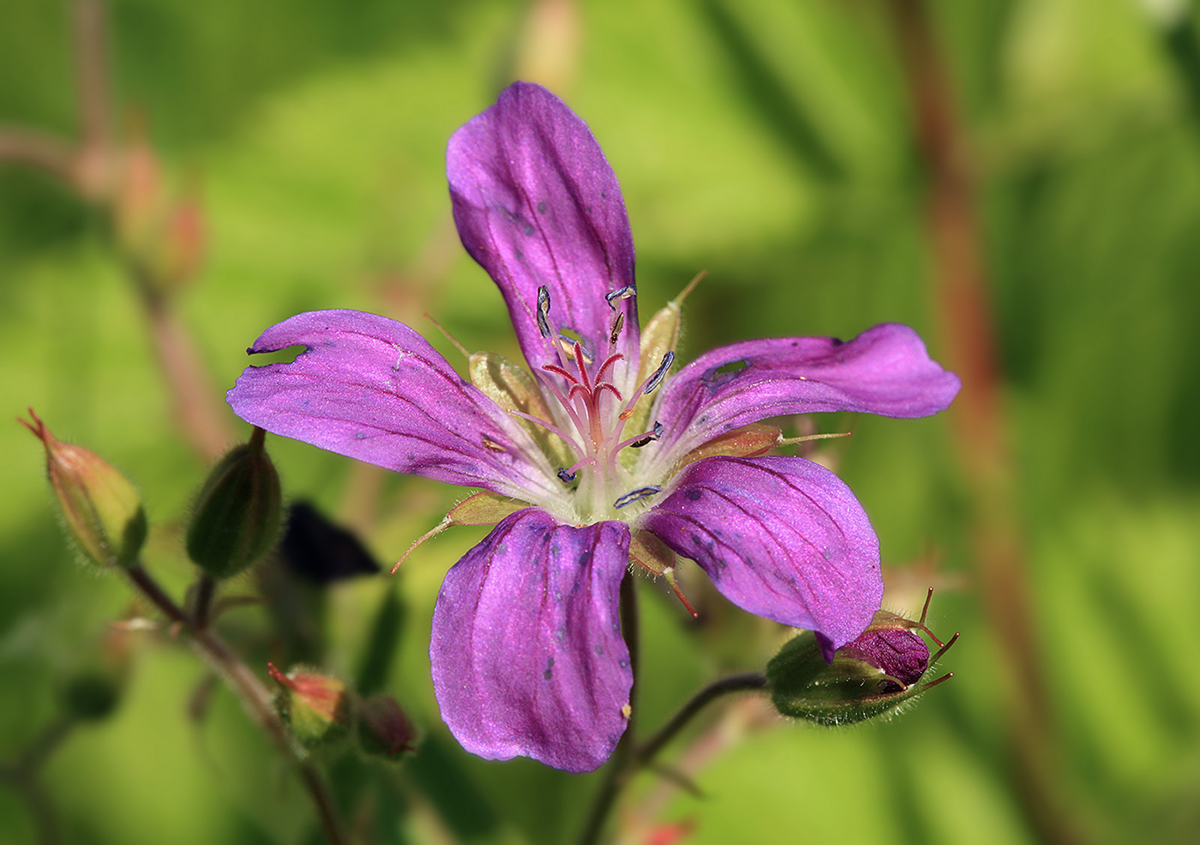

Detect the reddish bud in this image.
[767,590,958,726]
[269,663,353,749]
[21,409,147,570]
[357,693,417,761]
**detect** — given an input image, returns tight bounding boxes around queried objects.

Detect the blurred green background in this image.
[4,0,1200,843]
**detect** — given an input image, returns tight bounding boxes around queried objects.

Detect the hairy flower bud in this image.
[357,693,418,761]
[21,409,147,570]
[186,427,282,579]
[269,663,353,749]
[767,590,957,726]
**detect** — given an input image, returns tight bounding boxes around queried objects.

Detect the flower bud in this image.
[268,663,353,749]
[21,409,147,570]
[766,591,957,726]
[356,693,417,761]
[186,427,282,579]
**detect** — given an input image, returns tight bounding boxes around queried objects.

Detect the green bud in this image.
[21,409,147,570]
[357,693,417,761]
[767,592,958,726]
[186,427,282,579]
[269,663,354,750]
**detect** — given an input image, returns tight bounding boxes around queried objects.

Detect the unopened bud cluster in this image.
[767,591,958,726]
[268,664,416,760]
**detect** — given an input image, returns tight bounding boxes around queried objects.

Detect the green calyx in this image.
[186,427,282,579]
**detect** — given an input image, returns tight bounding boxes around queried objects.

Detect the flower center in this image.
[519,286,672,520]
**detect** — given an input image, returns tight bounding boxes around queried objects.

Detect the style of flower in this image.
[227,81,960,773]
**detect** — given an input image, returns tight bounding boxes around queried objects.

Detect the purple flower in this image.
[227,82,960,772]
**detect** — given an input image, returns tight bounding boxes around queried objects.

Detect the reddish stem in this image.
[886,2,1082,843]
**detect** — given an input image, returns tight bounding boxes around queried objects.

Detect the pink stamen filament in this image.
[509,410,585,456]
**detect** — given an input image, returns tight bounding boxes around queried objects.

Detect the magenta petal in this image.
[430,508,633,772]
[641,456,882,651]
[448,82,640,385]
[227,310,557,501]
[645,323,961,471]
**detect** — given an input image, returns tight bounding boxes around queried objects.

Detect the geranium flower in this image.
[227,81,960,772]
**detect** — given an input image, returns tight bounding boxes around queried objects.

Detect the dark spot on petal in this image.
[619,659,628,669]
[594,644,604,656]
[578,550,591,566]
[684,489,702,502]
[690,534,703,548]
[537,202,546,213]
[514,248,523,261]
[524,224,535,236]
[543,657,555,680]
[355,432,366,440]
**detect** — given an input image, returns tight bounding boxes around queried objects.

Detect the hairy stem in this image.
[125,564,346,845]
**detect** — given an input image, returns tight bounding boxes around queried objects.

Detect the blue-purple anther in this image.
[226,81,960,772]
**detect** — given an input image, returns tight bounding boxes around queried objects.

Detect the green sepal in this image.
[186,427,282,579]
[468,351,573,468]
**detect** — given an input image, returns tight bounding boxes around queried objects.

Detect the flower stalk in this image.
[124,562,346,845]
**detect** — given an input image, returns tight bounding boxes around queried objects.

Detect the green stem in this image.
[576,671,768,845]
[124,563,346,845]
[191,572,218,631]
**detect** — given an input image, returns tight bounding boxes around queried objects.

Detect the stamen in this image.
[535,370,588,434]
[605,284,636,310]
[559,334,593,363]
[614,486,662,509]
[557,468,577,484]
[643,351,675,394]
[536,286,552,338]
[508,409,584,455]
[609,312,624,345]
[626,421,664,449]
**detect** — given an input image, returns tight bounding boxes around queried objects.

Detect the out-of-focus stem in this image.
[74,0,111,154]
[0,715,76,845]
[124,563,346,845]
[885,2,1080,843]
[0,129,77,182]
[141,290,236,461]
